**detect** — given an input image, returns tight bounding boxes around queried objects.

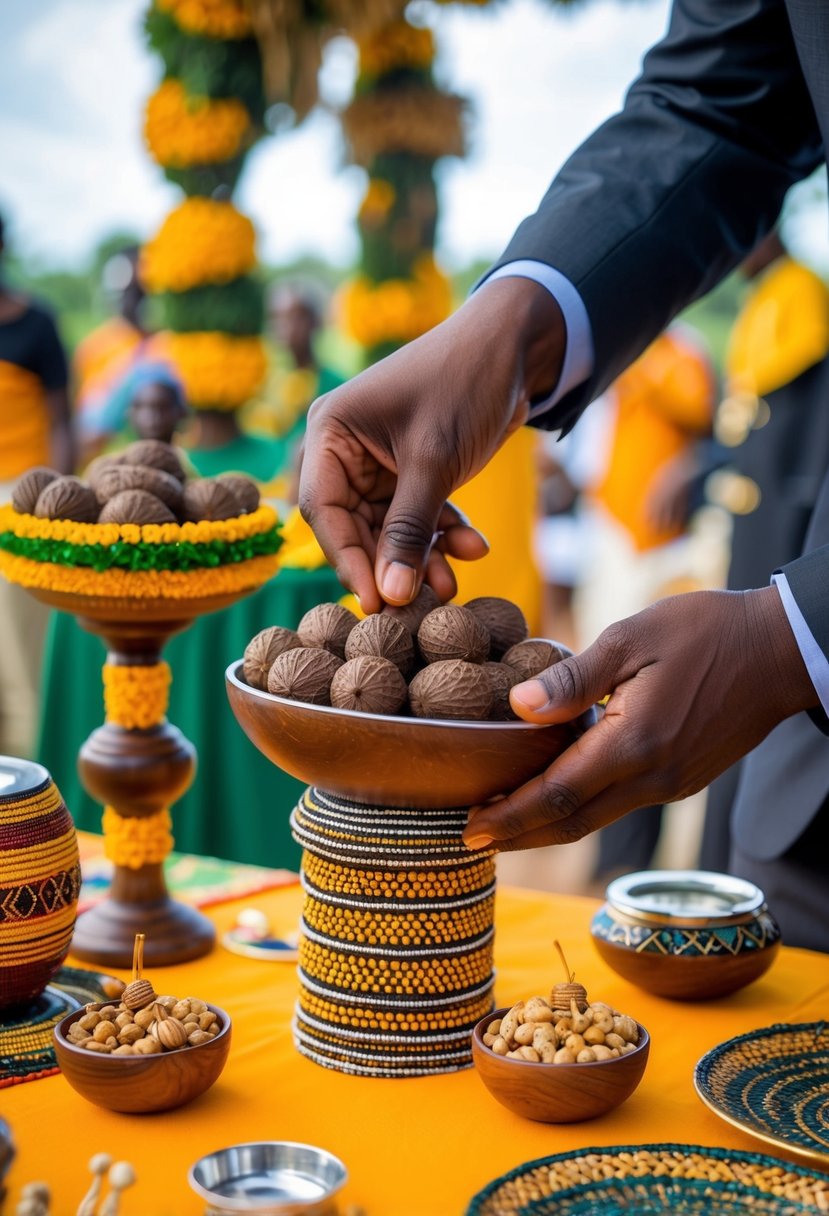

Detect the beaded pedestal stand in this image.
[290,788,496,1077]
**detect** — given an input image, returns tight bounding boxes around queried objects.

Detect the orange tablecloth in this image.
[3,887,826,1215]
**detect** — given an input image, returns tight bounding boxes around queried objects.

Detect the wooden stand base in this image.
[72,896,215,970]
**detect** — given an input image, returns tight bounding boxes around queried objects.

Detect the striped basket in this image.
[0,759,81,1010]
[466,1143,829,1215]
[291,787,496,1077]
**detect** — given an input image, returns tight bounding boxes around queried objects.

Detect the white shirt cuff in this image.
[482,260,594,420]
[772,571,829,718]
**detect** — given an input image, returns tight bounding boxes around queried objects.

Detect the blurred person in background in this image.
[73,247,147,453]
[0,211,73,756]
[575,325,717,883]
[700,228,829,876]
[245,282,345,501]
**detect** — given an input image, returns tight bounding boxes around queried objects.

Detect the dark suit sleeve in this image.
[487,0,823,433]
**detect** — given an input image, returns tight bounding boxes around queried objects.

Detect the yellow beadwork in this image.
[102,807,174,869]
[303,852,494,900]
[302,895,495,946]
[103,662,171,730]
[299,939,493,996]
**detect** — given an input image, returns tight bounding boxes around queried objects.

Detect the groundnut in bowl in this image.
[471,979,650,1123]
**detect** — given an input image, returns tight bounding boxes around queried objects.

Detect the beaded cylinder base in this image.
[290,787,496,1078]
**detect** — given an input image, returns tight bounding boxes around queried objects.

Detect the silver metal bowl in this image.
[188,1142,348,1216]
[226,660,593,808]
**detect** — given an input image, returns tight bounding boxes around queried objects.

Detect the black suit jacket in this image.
[490,0,829,858]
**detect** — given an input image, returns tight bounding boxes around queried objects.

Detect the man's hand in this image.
[299,278,565,613]
[463,586,818,852]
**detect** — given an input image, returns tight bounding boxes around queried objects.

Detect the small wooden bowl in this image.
[53,1003,231,1113]
[471,1008,650,1123]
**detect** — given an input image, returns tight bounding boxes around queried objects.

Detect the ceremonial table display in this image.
[0,454,281,969]
[3,884,829,1215]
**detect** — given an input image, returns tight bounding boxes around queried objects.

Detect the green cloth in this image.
[36,565,344,869]
[187,433,287,482]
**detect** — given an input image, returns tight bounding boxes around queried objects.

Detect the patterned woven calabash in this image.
[0,759,81,1009]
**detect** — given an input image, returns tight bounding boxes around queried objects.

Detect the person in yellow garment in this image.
[0,211,74,756]
[575,324,717,882]
[700,228,829,872]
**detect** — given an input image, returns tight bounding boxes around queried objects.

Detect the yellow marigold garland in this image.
[358,22,434,78]
[102,807,175,869]
[144,80,250,168]
[156,0,253,39]
[338,255,453,348]
[0,550,279,600]
[103,662,172,730]
[0,503,277,547]
[166,332,268,408]
[358,178,396,227]
[141,198,256,294]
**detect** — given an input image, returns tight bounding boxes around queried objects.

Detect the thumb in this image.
[510,633,626,723]
[375,467,451,605]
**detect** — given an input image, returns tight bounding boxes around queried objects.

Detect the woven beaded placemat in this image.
[466,1143,829,1215]
[695,1022,829,1169]
[0,965,114,1089]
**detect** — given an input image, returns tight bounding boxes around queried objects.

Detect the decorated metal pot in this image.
[0,757,81,1009]
[590,870,780,1000]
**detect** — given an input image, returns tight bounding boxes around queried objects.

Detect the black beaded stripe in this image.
[294,1003,492,1046]
[291,812,489,867]
[298,968,495,1009]
[299,917,495,958]
[294,1022,474,1068]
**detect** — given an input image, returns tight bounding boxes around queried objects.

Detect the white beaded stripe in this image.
[291,821,495,865]
[300,871,497,911]
[294,1039,473,1078]
[295,816,469,841]
[298,969,495,1007]
[299,919,495,957]
[292,811,477,853]
[298,800,469,830]
[308,789,470,817]
[294,1025,473,1066]
[294,1003,489,1045]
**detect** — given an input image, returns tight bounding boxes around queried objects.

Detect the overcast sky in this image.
[1,0,826,273]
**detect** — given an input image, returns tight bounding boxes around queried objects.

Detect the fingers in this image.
[462,713,655,851]
[375,465,454,606]
[510,621,640,722]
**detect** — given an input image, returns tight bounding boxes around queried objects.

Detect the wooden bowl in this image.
[226,660,594,809]
[53,1003,231,1113]
[471,1008,650,1123]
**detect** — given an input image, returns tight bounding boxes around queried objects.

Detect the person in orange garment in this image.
[0,211,74,757]
[575,324,717,881]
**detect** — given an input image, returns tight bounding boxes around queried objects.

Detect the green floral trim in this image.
[0,528,282,573]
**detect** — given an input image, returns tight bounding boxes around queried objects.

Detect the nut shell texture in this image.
[95,464,184,513]
[484,661,520,720]
[98,490,177,525]
[217,473,260,513]
[85,454,123,490]
[418,605,490,665]
[12,467,58,515]
[503,638,570,682]
[383,584,440,635]
[243,625,302,690]
[34,476,100,522]
[182,479,240,522]
[330,655,408,715]
[123,979,157,1011]
[466,596,529,658]
[344,613,414,674]
[409,659,493,720]
[298,602,359,659]
[267,646,343,705]
[121,439,186,482]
